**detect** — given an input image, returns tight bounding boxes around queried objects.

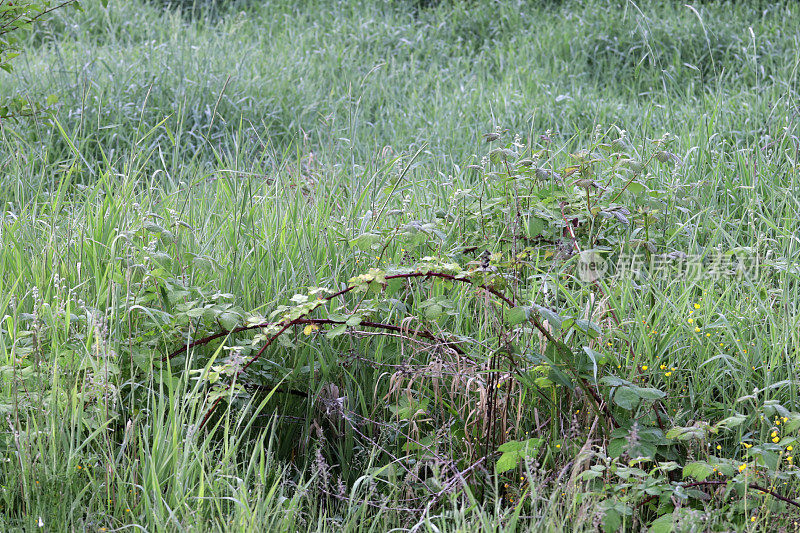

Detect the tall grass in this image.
[1,0,799,530]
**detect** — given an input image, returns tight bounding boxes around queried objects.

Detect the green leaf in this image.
[386,278,404,296]
[325,324,348,339]
[505,306,530,326]
[784,416,800,433]
[290,294,309,304]
[526,216,545,238]
[648,513,675,533]
[627,181,647,195]
[630,386,666,401]
[131,347,153,372]
[144,221,166,234]
[600,375,631,387]
[218,312,239,331]
[547,366,574,389]
[763,400,791,418]
[497,438,542,453]
[682,461,714,481]
[533,304,563,329]
[608,438,626,458]
[489,147,516,164]
[424,304,443,320]
[345,315,362,326]
[602,508,621,532]
[192,256,214,271]
[351,232,382,251]
[402,435,434,452]
[574,319,601,339]
[495,451,521,474]
[613,387,639,410]
[185,307,205,318]
[753,449,780,472]
[495,438,541,474]
[715,413,747,430]
[583,346,603,382]
[150,251,172,270]
[665,422,711,441]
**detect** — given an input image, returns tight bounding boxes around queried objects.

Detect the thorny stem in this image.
[183,269,616,430]
[166,317,466,361]
[637,480,800,510]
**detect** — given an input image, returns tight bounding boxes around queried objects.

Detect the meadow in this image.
[1,0,800,530]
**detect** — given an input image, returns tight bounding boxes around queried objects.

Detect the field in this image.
[1,0,800,530]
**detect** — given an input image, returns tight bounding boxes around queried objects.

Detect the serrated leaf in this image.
[575,319,601,339]
[665,423,710,441]
[325,324,348,339]
[505,306,530,326]
[683,461,714,481]
[424,304,443,320]
[648,513,675,533]
[630,386,666,400]
[613,387,639,410]
[715,413,747,430]
[533,304,562,329]
[185,307,206,318]
[608,438,626,458]
[192,256,214,271]
[218,312,239,331]
[351,232,382,250]
[627,181,647,195]
[526,216,545,238]
[495,451,520,474]
[602,508,621,533]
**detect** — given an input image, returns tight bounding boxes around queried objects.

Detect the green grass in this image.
[1,0,800,531]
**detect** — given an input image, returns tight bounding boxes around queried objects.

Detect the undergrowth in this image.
[1,0,800,531]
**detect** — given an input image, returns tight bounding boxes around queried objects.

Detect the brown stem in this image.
[166,316,466,361]
[188,268,616,430]
[637,480,800,510]
[167,270,516,361]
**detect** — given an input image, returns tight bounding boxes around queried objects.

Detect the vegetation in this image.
[0,0,86,119]
[1,0,799,530]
